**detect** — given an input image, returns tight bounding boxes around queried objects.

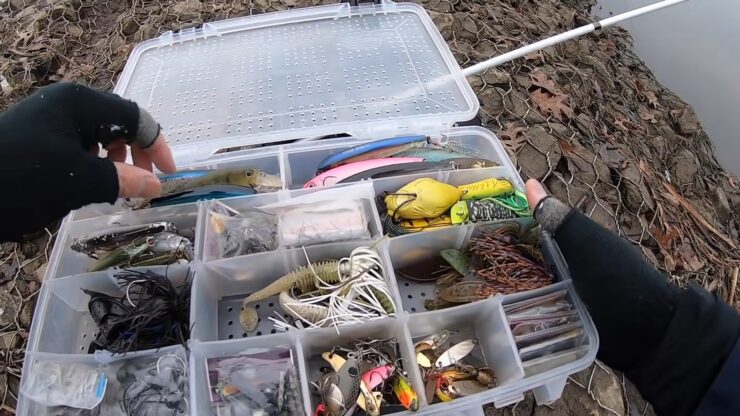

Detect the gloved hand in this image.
[0,82,176,240]
[525,179,740,416]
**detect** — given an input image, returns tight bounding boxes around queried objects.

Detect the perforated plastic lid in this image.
[114,1,478,164]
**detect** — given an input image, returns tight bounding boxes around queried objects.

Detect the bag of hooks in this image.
[273,198,371,247]
[206,347,303,416]
[22,361,108,409]
[203,200,278,261]
[24,347,189,416]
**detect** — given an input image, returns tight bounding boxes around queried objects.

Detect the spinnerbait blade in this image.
[435,339,477,368]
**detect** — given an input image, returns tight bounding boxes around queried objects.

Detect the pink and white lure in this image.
[303,157,423,188]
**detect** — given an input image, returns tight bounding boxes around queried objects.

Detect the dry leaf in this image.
[499,122,525,141]
[529,70,561,94]
[499,123,527,152]
[662,183,737,249]
[530,88,574,121]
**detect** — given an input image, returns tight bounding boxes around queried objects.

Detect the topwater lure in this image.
[316,135,428,172]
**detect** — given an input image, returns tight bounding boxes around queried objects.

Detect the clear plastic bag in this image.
[207,347,303,416]
[26,347,189,416]
[23,361,108,409]
[204,200,278,261]
[275,199,371,246]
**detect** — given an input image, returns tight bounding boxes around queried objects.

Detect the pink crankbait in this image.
[303,157,423,188]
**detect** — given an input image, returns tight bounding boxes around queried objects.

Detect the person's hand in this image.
[524,178,548,211]
[524,179,570,233]
[0,82,176,240]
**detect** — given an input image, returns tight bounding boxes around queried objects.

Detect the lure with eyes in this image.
[130,167,282,209]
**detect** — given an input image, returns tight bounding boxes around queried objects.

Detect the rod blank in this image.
[461,0,689,76]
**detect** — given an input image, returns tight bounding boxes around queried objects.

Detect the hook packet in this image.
[22,361,107,409]
[203,200,278,261]
[274,199,371,246]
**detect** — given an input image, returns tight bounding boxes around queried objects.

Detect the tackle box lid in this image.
[114,0,479,165]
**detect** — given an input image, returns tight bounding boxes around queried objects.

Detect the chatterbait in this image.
[316,135,428,172]
[385,178,463,220]
[304,157,423,188]
[450,199,518,224]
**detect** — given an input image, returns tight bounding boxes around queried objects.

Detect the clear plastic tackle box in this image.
[19,1,599,415]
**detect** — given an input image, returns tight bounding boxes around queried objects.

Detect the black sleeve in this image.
[553,210,740,415]
[0,83,139,241]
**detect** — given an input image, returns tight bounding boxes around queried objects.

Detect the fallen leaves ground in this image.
[1,0,738,414]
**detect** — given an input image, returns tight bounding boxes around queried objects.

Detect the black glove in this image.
[0,82,175,241]
[526,179,740,416]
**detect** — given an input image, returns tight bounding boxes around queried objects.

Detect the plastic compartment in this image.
[189,335,304,416]
[18,345,188,416]
[199,183,383,262]
[191,241,402,342]
[407,300,524,407]
[50,203,199,279]
[73,153,284,221]
[28,265,191,355]
[283,127,513,190]
[299,318,419,414]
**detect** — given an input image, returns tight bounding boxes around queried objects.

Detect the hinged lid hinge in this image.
[158,22,221,46]
[340,0,382,6]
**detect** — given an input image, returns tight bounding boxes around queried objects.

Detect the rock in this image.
[587,197,618,231]
[620,162,655,212]
[517,126,562,180]
[19,298,34,329]
[121,16,140,36]
[0,288,20,327]
[670,149,700,186]
[35,262,48,282]
[545,176,589,207]
[0,332,21,349]
[67,24,84,38]
[8,0,31,9]
[714,187,732,223]
[482,68,509,85]
[137,23,158,41]
[677,105,700,135]
[170,0,202,20]
[429,11,453,40]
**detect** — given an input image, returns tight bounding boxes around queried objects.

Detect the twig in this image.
[729,267,739,306]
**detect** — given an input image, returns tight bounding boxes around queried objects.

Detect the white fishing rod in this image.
[377,0,689,107]
[461,0,689,76]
